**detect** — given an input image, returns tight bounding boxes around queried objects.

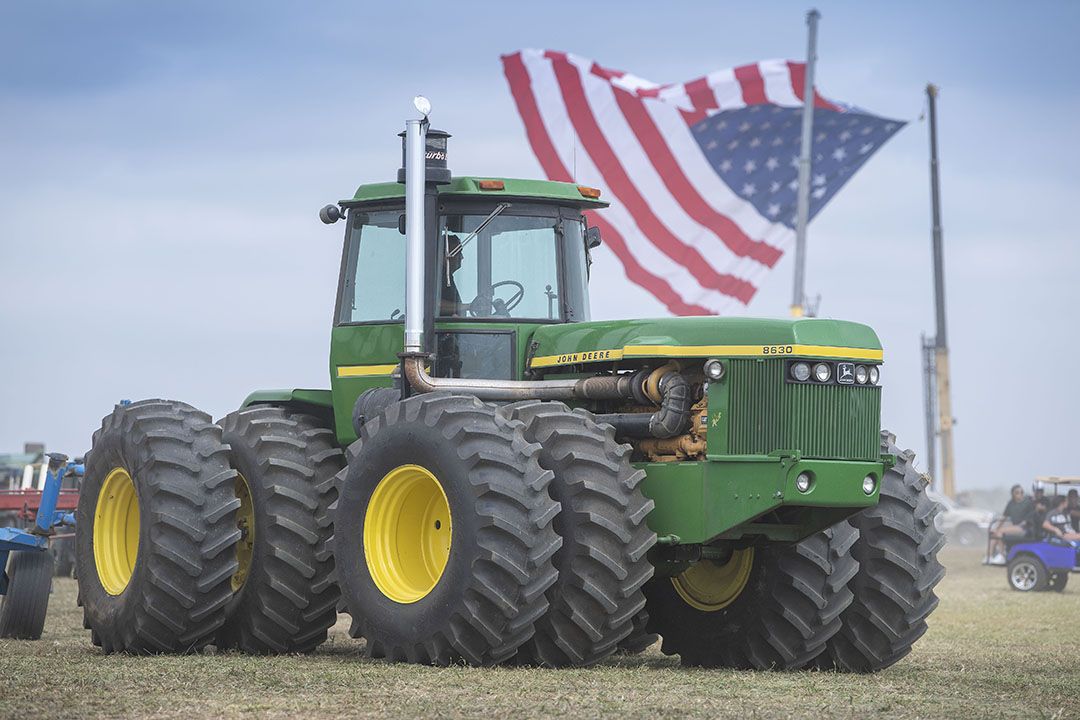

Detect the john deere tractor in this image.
[75,110,944,671]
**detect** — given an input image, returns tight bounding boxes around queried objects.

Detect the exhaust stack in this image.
[403,117,427,353]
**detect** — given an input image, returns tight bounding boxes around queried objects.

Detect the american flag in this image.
[501,49,905,315]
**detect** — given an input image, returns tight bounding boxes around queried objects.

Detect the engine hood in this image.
[528,316,883,370]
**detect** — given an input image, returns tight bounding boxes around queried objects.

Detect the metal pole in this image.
[791,8,820,318]
[921,334,938,489]
[404,118,428,353]
[927,84,956,498]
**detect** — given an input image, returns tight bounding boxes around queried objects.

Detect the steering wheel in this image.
[467,280,525,317]
[490,280,525,313]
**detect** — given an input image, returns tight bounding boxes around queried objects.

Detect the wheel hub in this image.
[1011,562,1037,591]
[671,547,754,612]
[94,467,140,595]
[364,464,452,604]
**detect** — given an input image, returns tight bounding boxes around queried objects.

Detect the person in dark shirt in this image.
[1042,495,1080,543]
[1067,489,1080,527]
[988,484,1034,563]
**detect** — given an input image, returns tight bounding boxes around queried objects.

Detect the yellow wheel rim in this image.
[671,548,755,612]
[94,467,140,595]
[364,464,452,604]
[232,473,255,592]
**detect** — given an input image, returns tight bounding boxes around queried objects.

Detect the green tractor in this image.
[75,112,944,671]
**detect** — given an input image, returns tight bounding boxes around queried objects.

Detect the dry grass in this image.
[1,546,1078,719]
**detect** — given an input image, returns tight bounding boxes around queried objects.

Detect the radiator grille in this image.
[726,359,880,461]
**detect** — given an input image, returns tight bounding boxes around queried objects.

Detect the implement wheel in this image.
[76,400,240,653]
[816,432,946,672]
[332,393,561,665]
[0,551,54,639]
[499,401,655,667]
[215,407,344,654]
[645,523,858,670]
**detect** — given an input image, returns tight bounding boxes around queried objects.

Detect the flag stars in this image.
[741,183,757,197]
[770,181,781,193]
[815,132,827,142]
[739,121,752,132]
[884,122,896,132]
[860,126,873,135]
[839,130,852,141]
[812,187,827,199]
[765,157,779,171]
[706,139,719,150]
[767,203,781,216]
[832,147,847,161]
[749,137,761,148]
[790,156,800,168]
[812,173,826,186]
[744,160,757,173]
[771,137,784,147]
[719,159,733,172]
[859,142,874,154]
[728,139,740,150]
[788,179,799,191]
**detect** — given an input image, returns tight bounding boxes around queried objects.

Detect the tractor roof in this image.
[344,176,610,209]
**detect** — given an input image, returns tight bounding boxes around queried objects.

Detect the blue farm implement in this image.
[0,454,81,639]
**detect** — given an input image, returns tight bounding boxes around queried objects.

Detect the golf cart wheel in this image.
[332,392,561,666]
[76,400,241,653]
[645,522,858,670]
[0,551,54,639]
[215,407,345,654]
[817,432,947,673]
[1048,572,1068,592]
[499,401,656,668]
[1008,555,1049,592]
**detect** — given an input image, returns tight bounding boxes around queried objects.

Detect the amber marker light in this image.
[477,180,505,190]
[577,186,602,198]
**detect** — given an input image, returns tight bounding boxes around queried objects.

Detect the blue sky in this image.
[2,1,1078,493]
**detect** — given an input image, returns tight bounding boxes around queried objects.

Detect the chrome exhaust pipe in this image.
[403,117,427,353]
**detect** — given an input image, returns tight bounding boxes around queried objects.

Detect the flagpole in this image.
[791,8,819,318]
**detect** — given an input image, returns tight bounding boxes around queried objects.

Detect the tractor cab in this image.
[324,131,607,444]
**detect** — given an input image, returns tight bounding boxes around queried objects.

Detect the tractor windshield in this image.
[437,213,576,321]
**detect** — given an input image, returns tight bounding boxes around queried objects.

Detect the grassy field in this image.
[1,546,1077,720]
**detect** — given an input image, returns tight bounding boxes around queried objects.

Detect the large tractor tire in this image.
[816,432,946,672]
[499,401,655,667]
[0,550,54,639]
[331,392,561,666]
[615,607,657,655]
[645,522,858,670]
[76,400,241,654]
[215,407,344,654]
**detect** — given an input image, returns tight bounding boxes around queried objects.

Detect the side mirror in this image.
[319,204,344,224]
[586,225,602,249]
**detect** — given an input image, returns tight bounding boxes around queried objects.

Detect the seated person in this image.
[1042,495,1080,543]
[1067,489,1080,527]
[439,234,466,317]
[988,484,1033,564]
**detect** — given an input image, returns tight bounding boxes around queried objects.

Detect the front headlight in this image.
[869,366,880,385]
[813,362,831,383]
[791,362,811,382]
[855,365,868,384]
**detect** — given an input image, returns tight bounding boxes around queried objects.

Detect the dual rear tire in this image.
[76,400,342,654]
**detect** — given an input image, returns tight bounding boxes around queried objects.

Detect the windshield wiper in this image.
[448,202,510,260]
